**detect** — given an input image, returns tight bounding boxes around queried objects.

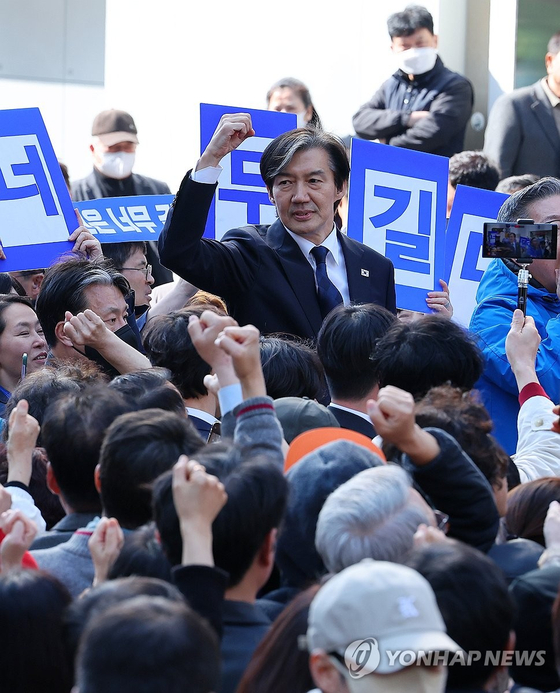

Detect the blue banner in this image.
[445,185,508,326]
[75,194,174,242]
[0,107,78,271]
[200,104,296,239]
[347,138,449,312]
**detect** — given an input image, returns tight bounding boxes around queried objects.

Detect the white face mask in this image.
[97,151,136,179]
[395,46,437,76]
[296,111,309,129]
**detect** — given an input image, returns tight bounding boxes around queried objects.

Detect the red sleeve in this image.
[519,382,550,407]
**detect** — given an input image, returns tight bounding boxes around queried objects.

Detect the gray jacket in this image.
[484,80,560,178]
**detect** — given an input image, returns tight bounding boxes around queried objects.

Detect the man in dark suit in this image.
[317,303,397,438]
[158,113,396,340]
[484,31,560,179]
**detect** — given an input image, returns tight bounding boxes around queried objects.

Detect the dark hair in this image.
[154,447,288,586]
[387,4,434,38]
[76,596,220,693]
[0,295,36,338]
[137,386,187,416]
[372,315,484,398]
[102,241,148,270]
[413,386,509,489]
[504,477,560,545]
[497,177,560,223]
[260,128,349,197]
[266,77,322,129]
[59,161,70,188]
[0,569,72,693]
[99,408,204,528]
[448,150,501,191]
[495,174,540,194]
[548,30,560,55]
[108,524,172,582]
[237,585,319,693]
[406,542,514,689]
[0,273,25,295]
[108,367,185,414]
[4,366,85,441]
[64,576,185,662]
[317,303,397,400]
[0,446,65,529]
[143,307,212,400]
[35,258,130,347]
[260,336,327,400]
[41,384,132,512]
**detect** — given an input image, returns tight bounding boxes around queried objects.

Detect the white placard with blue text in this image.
[347,139,449,313]
[445,185,508,327]
[0,108,77,270]
[200,104,296,240]
[76,195,174,242]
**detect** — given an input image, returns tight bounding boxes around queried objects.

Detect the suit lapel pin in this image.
[361,269,370,277]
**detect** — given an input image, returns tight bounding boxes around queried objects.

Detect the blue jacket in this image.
[470,259,560,454]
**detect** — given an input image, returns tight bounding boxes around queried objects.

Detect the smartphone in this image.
[21,353,27,380]
[482,222,558,260]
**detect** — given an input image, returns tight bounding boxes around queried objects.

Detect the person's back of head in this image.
[0,569,72,693]
[64,575,184,662]
[317,303,397,401]
[504,477,560,546]
[99,408,204,529]
[41,383,133,514]
[4,363,107,442]
[414,385,509,514]
[154,446,288,589]
[406,541,514,690]
[35,257,130,349]
[259,336,326,400]
[276,440,385,589]
[372,314,483,399]
[387,4,434,38]
[448,150,501,191]
[316,464,432,571]
[108,367,186,416]
[495,173,540,195]
[108,525,172,582]
[142,307,212,400]
[74,596,220,693]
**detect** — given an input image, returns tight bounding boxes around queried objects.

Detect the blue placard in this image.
[347,138,449,312]
[75,195,174,242]
[445,185,508,326]
[0,107,78,271]
[200,104,297,239]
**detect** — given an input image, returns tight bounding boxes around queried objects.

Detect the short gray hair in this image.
[497,176,560,222]
[315,465,431,572]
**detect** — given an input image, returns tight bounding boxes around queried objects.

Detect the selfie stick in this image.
[516,219,534,316]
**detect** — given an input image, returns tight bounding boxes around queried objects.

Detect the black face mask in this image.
[73,323,142,377]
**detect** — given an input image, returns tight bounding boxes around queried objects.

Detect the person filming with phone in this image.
[470,177,560,455]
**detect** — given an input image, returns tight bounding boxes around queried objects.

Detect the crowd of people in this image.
[2,4,560,693]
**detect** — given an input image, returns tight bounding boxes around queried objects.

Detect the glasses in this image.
[118,264,152,280]
[433,509,449,534]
